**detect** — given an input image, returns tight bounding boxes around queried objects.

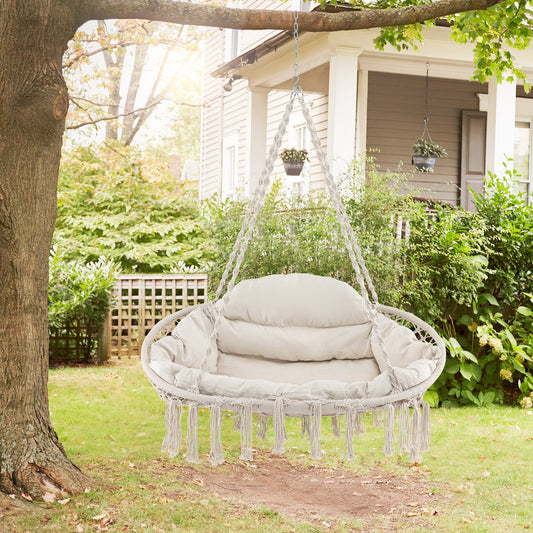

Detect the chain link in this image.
[292,10,301,97]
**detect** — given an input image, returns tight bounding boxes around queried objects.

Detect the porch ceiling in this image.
[271,62,330,94]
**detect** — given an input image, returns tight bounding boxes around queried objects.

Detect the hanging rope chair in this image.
[142,16,445,464]
[141,86,446,465]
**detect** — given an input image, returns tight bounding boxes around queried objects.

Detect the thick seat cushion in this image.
[216,317,373,361]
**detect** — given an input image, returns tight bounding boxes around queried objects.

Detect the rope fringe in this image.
[162,400,182,457]
[331,415,341,438]
[239,404,254,461]
[272,398,287,454]
[310,403,322,460]
[382,404,396,456]
[256,414,270,441]
[209,405,224,466]
[186,403,199,464]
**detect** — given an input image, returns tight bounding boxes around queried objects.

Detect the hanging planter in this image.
[412,138,447,172]
[280,148,309,177]
[411,65,447,172]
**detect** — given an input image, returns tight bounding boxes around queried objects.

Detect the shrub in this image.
[429,171,533,407]
[205,161,413,305]
[48,251,118,363]
[55,144,211,273]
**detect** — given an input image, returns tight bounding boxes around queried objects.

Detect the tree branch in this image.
[77,0,505,32]
[66,100,163,130]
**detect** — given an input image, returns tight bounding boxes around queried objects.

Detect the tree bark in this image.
[0,1,95,502]
[79,0,505,32]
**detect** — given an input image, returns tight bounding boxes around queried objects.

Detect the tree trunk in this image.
[0,1,95,501]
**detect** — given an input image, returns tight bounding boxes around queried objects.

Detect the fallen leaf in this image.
[92,511,110,521]
[58,498,71,505]
[76,525,84,533]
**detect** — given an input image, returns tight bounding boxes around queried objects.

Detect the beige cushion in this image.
[217,352,380,385]
[222,273,369,327]
[216,317,373,361]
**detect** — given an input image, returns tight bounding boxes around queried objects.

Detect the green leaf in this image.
[423,390,440,407]
[517,306,533,316]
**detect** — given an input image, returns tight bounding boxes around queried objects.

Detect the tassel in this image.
[256,414,270,441]
[310,403,322,460]
[398,403,411,454]
[272,398,286,454]
[373,409,384,427]
[239,404,254,461]
[233,412,241,431]
[186,403,199,464]
[162,400,182,457]
[408,402,422,463]
[209,405,224,466]
[420,401,431,452]
[343,411,355,461]
[300,416,311,439]
[382,404,396,456]
[331,415,341,438]
[354,412,364,437]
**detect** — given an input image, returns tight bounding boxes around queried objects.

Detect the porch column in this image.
[327,47,361,177]
[485,77,516,179]
[246,86,269,194]
[355,68,368,161]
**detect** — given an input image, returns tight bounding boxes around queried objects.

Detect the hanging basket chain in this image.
[420,62,432,141]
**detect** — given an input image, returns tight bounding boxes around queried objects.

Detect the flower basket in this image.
[280,148,309,177]
[283,160,305,176]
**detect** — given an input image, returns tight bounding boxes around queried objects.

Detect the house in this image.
[199,1,533,209]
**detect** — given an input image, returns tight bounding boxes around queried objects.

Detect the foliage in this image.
[412,138,447,158]
[279,148,310,162]
[372,0,532,89]
[205,161,413,306]
[48,251,117,362]
[63,19,203,147]
[426,171,533,407]
[54,144,211,273]
[404,205,488,326]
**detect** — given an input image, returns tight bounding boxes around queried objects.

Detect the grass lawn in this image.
[1,360,532,532]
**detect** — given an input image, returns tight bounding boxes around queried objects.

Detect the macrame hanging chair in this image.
[141,21,446,465]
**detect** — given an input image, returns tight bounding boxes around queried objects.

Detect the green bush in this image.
[55,144,211,273]
[205,162,413,304]
[48,251,117,363]
[428,171,533,407]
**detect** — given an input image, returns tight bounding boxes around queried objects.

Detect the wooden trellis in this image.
[103,274,208,359]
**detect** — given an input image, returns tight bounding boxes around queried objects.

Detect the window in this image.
[514,120,533,204]
[222,133,239,199]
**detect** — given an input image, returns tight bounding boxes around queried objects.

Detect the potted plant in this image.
[279,147,309,176]
[412,138,447,171]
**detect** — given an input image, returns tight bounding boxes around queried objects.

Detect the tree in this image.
[0,0,529,508]
[64,19,202,145]
[56,144,210,272]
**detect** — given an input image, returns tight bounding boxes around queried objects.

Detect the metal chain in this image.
[292,10,300,95]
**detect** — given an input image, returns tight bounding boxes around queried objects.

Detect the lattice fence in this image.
[103,274,208,359]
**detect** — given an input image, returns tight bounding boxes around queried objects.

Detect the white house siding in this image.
[366,71,486,205]
[239,0,284,54]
